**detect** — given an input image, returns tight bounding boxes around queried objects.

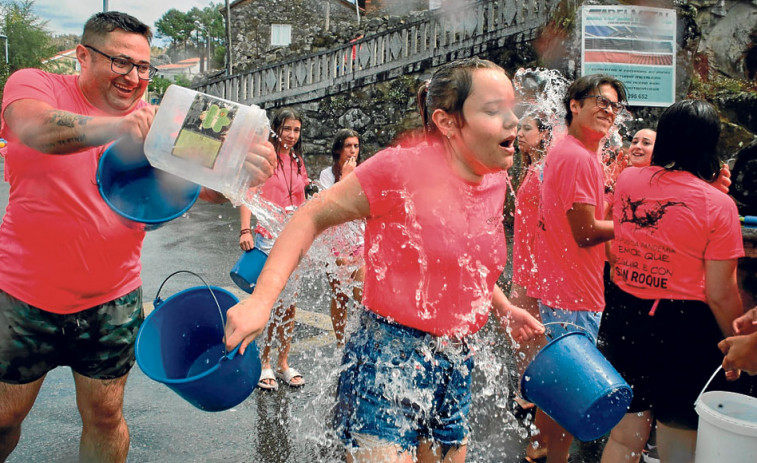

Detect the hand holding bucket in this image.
[135,271,262,412]
[230,248,268,294]
[520,322,633,441]
[97,139,200,230]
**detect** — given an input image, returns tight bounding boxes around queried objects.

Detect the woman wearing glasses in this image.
[531,74,628,462]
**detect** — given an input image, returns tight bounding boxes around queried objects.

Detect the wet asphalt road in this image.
[0,156,606,463]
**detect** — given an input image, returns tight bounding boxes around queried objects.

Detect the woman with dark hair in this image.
[510,111,553,463]
[319,128,365,347]
[224,57,543,462]
[510,111,552,332]
[320,128,360,188]
[599,100,747,463]
[239,107,308,390]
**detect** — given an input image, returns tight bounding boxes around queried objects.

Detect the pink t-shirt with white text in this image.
[533,135,606,311]
[612,166,744,301]
[0,69,147,314]
[354,143,508,338]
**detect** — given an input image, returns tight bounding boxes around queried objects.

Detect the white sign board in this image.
[582,5,677,107]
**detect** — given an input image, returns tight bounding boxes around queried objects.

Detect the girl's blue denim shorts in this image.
[334,309,474,452]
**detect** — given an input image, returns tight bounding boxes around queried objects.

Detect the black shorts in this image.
[597,281,752,430]
[0,287,144,384]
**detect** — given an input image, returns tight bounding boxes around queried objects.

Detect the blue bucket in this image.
[97,139,201,230]
[135,271,261,412]
[229,248,268,294]
[520,331,633,441]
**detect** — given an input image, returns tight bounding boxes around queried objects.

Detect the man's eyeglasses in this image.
[84,45,157,81]
[579,94,626,114]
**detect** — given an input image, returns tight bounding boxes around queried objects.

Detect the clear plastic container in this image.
[144,85,269,203]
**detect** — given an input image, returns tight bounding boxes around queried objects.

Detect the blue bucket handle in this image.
[153,270,234,359]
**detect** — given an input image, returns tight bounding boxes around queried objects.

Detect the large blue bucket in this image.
[229,247,268,294]
[97,139,200,230]
[520,331,633,441]
[135,271,261,412]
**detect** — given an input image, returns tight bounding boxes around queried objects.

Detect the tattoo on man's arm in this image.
[45,135,87,151]
[50,112,91,128]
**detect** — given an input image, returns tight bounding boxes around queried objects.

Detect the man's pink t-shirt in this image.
[512,164,542,289]
[533,135,606,311]
[259,152,308,209]
[354,143,508,338]
[612,166,744,301]
[0,69,147,314]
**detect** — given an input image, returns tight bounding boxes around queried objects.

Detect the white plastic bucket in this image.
[694,367,757,462]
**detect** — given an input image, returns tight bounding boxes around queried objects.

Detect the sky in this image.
[32,0,214,41]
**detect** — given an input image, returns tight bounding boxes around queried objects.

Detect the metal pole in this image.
[103,0,108,12]
[355,0,360,24]
[225,0,232,76]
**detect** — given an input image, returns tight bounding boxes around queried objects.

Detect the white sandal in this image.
[257,368,279,391]
[276,367,305,387]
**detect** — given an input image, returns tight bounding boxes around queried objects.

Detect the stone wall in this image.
[230,0,431,72]
[225,0,756,180]
[263,38,537,179]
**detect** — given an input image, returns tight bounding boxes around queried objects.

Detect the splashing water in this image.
[234,145,546,462]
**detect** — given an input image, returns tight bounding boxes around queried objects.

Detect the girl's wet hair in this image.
[270,107,304,175]
[523,110,552,148]
[330,128,360,182]
[417,57,505,138]
[518,110,552,184]
[651,99,721,181]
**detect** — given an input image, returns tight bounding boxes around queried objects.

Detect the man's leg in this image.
[73,372,130,463]
[0,378,45,462]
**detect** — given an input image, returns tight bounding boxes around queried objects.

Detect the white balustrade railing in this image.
[194,0,555,105]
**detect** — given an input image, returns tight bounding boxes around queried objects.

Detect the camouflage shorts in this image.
[0,287,144,384]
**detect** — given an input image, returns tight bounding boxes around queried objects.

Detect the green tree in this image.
[157,4,225,70]
[0,0,56,100]
[148,75,171,96]
[174,74,191,88]
[155,8,193,51]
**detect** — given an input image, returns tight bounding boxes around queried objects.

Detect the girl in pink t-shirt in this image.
[510,111,553,462]
[224,58,543,461]
[238,108,309,390]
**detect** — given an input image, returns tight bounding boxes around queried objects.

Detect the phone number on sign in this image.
[628,93,649,100]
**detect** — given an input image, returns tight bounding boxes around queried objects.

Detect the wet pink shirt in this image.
[354,143,508,338]
[612,166,744,301]
[533,135,606,311]
[259,152,308,209]
[512,164,542,288]
[0,69,147,314]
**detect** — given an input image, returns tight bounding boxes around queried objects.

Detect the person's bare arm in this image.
[3,99,154,154]
[566,203,614,247]
[705,259,743,338]
[491,285,544,342]
[239,204,255,251]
